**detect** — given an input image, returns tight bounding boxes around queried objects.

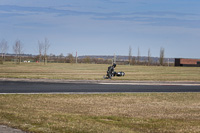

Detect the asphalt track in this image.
[0,80,200,94]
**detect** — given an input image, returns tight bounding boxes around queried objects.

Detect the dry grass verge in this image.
[0,93,200,133]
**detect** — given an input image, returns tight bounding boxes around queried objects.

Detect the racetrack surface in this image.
[0,80,200,94]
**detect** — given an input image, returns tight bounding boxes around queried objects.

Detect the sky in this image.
[0,0,200,58]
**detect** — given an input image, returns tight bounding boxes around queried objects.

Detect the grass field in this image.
[1,62,200,133]
[0,62,200,81]
[0,93,200,133]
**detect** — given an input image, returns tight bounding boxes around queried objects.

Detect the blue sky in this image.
[0,0,200,58]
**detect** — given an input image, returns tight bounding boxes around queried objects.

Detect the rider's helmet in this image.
[113,63,116,68]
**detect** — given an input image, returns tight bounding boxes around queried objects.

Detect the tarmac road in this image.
[0,80,200,94]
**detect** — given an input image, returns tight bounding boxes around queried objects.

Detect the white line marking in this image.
[99,83,200,86]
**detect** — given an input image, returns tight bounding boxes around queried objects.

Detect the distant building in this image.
[175,58,200,67]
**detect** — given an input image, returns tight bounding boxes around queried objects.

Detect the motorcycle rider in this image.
[107,63,116,79]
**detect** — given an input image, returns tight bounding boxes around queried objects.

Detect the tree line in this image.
[1,38,170,66]
[128,46,166,66]
[0,38,50,65]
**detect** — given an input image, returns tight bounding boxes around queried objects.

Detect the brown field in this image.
[0,93,200,133]
[0,62,200,81]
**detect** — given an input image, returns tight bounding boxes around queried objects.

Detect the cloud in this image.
[0,5,60,14]
[0,5,200,28]
[93,11,200,28]
[100,0,127,4]
[1,5,196,17]
[0,5,122,17]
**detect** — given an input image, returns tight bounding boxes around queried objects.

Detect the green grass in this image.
[0,93,200,133]
[0,62,200,81]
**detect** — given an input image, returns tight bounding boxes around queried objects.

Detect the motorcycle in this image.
[103,71,125,79]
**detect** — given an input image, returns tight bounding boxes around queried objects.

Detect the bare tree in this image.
[132,56,136,65]
[0,39,9,64]
[44,38,50,65]
[59,53,64,63]
[75,51,78,64]
[67,53,74,64]
[84,56,91,64]
[128,46,132,65]
[13,40,23,64]
[137,47,140,65]
[159,47,165,66]
[38,41,44,63]
[38,38,50,65]
[59,53,64,58]
[148,48,152,66]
